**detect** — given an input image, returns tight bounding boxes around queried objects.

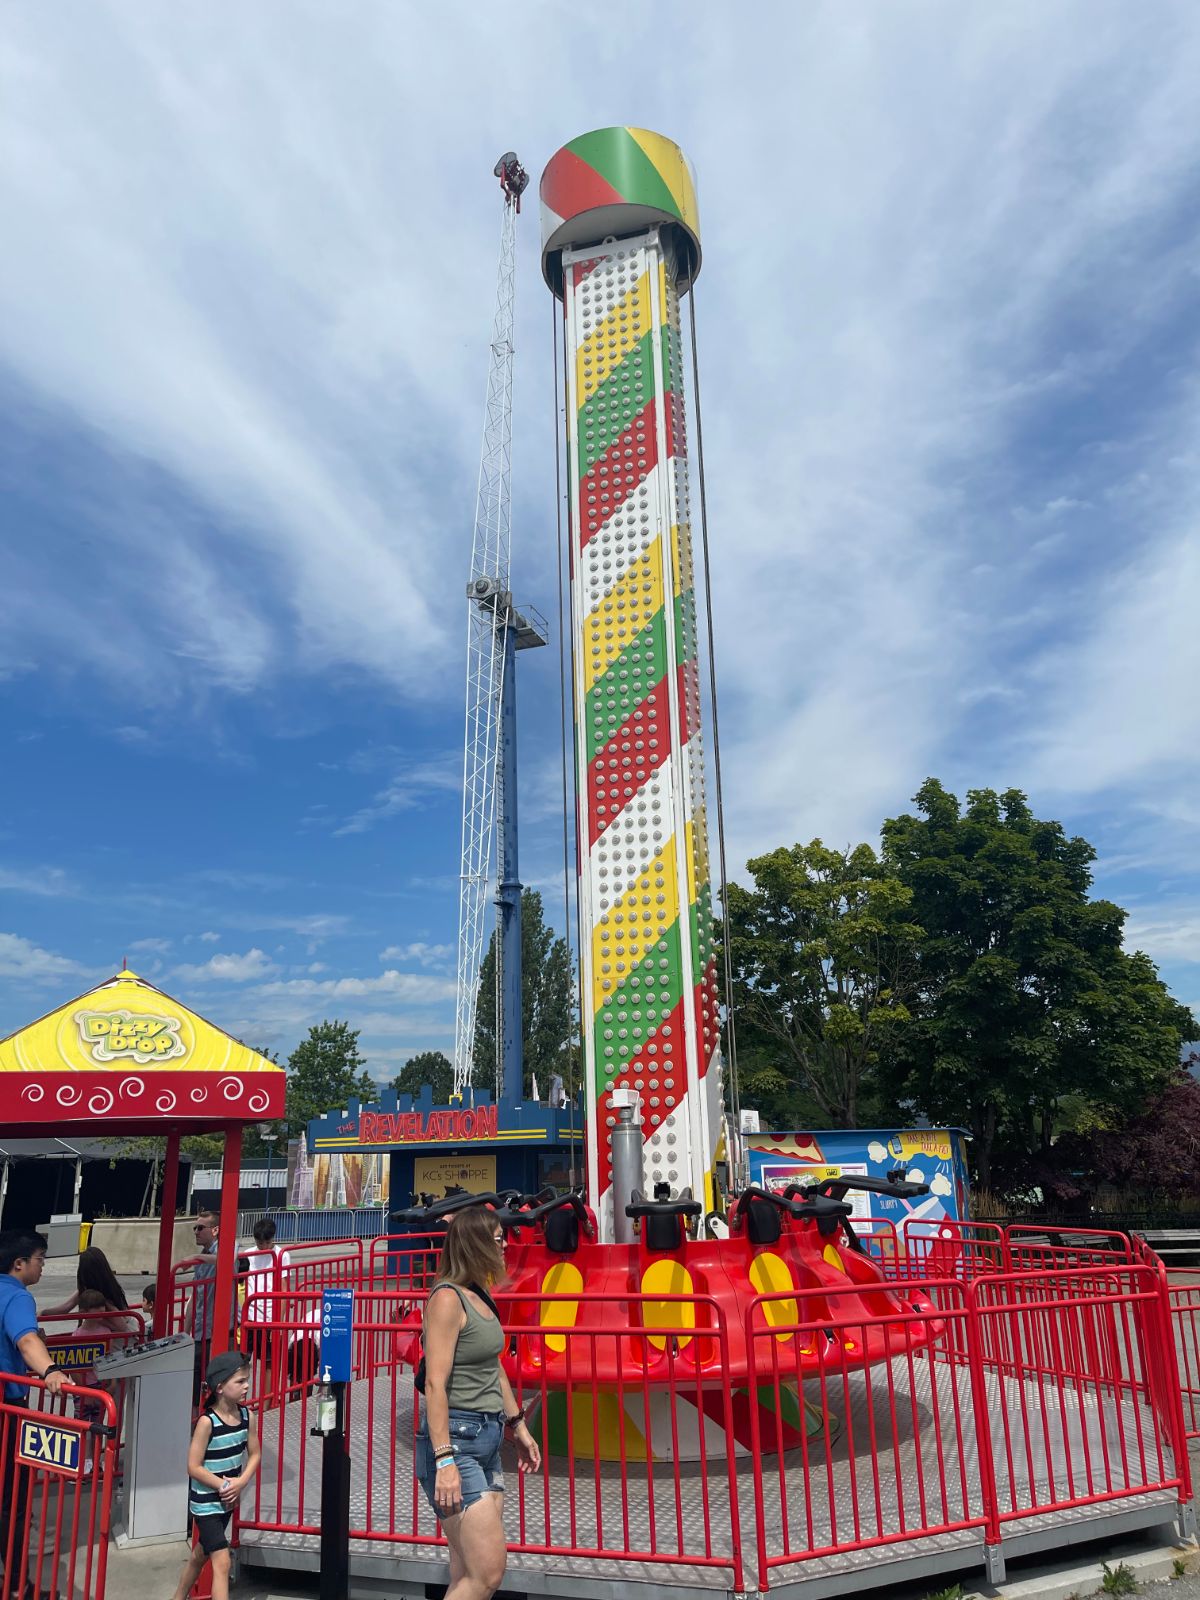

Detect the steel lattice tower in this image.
[454,155,545,1103]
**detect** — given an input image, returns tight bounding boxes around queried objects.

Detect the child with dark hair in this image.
[71,1290,113,1431]
[171,1351,260,1600]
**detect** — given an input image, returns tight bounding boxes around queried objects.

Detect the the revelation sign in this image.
[357,1105,500,1145]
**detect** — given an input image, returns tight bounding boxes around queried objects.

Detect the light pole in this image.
[261,1126,279,1209]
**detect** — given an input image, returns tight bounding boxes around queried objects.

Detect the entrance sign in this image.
[47,1341,107,1373]
[321,1288,354,1383]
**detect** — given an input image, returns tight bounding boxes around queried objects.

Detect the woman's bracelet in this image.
[434,1453,455,1470]
[504,1409,525,1429]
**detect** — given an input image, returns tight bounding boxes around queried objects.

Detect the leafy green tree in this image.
[880,780,1197,1189]
[724,841,923,1127]
[285,1019,375,1136]
[392,1049,455,1104]
[473,889,575,1100]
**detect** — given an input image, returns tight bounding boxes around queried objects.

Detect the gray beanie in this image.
[205,1349,248,1393]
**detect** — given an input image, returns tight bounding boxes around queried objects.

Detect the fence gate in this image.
[0,1377,118,1600]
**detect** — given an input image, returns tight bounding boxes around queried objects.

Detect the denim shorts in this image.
[416,1408,505,1520]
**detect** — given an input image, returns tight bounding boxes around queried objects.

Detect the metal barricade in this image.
[900,1218,1007,1282]
[40,1312,144,1448]
[0,1374,118,1600]
[1004,1224,1132,1274]
[239,1287,745,1591]
[366,1232,442,1293]
[968,1265,1189,1529]
[1139,1250,1200,1441]
[746,1278,980,1585]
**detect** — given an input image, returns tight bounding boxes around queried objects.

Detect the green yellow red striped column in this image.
[541,129,721,1237]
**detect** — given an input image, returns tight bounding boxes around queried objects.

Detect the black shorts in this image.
[193,1512,232,1554]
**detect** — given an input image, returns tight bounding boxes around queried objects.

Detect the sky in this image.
[2,2,1199,1085]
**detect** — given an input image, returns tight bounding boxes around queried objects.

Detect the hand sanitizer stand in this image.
[94,1335,195,1545]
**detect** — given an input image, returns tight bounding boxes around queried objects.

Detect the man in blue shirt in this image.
[0,1230,68,1597]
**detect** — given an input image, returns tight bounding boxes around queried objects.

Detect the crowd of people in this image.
[0,1205,527,1600]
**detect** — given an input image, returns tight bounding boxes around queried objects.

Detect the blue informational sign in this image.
[320,1287,354,1383]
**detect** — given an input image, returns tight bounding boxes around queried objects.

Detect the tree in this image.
[724,841,923,1126]
[1039,1059,1200,1207]
[392,1050,454,1104]
[285,1020,375,1136]
[880,780,1197,1190]
[473,889,575,1100]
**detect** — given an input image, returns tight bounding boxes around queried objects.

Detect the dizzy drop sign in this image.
[72,1009,187,1064]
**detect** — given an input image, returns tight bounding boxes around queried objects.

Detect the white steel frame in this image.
[453,195,518,1097]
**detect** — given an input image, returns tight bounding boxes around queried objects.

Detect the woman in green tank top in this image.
[417,1206,541,1600]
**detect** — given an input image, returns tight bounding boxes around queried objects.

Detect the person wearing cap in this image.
[171,1350,261,1600]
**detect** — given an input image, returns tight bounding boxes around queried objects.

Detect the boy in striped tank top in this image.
[172,1351,261,1600]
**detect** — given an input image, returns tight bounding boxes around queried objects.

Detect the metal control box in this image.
[95,1335,194,1544]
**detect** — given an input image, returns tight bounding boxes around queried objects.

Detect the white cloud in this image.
[378,942,452,968]
[0,933,90,983]
[333,755,460,836]
[1025,527,1200,797]
[0,865,77,897]
[254,970,455,1003]
[129,936,172,954]
[198,931,220,943]
[1125,914,1200,968]
[172,947,279,983]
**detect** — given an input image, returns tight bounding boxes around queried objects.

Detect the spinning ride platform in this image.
[390,1175,943,1458]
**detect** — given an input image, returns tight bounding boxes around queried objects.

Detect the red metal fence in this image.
[229,1230,1194,1595]
[0,1375,118,1600]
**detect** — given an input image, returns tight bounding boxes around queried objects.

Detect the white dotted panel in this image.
[578,462,665,605]
[587,757,676,916]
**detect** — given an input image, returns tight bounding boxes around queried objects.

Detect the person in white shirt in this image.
[240,1217,290,1381]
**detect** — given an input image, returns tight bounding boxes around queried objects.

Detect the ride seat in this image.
[743,1195,782,1245]
[543,1207,579,1254]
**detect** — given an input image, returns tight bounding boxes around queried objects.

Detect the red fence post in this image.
[153,1132,181,1339]
[964,1280,1006,1584]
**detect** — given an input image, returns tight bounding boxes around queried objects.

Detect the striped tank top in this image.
[189,1404,249,1518]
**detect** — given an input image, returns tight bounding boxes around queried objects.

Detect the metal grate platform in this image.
[239,1355,1182,1599]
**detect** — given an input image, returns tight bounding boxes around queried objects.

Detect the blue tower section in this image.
[495,601,545,1111]
[496,625,523,1113]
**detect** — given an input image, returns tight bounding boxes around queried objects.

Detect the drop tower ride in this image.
[541,128,723,1239]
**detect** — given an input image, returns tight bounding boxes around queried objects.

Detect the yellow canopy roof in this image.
[0,969,280,1077]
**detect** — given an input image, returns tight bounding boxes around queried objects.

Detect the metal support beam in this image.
[153,1132,181,1339]
[209,1123,243,1356]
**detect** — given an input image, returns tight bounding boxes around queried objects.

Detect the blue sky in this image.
[2,2,1199,1083]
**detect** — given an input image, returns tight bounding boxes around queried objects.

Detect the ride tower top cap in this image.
[540,126,701,299]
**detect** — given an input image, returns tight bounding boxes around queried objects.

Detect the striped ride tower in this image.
[541,128,722,1238]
